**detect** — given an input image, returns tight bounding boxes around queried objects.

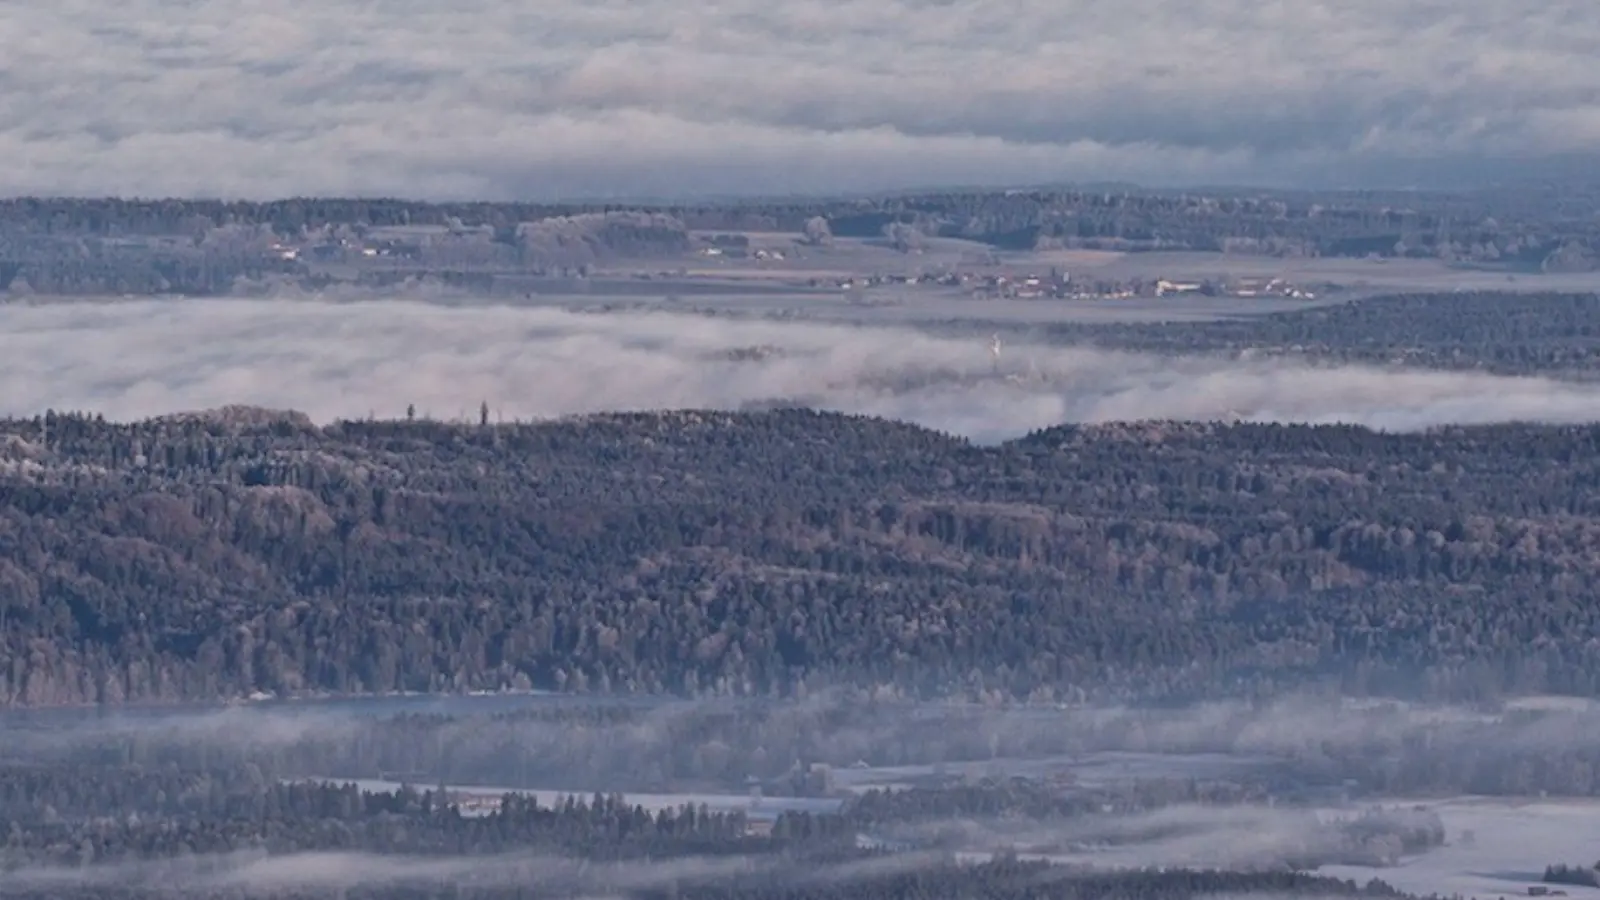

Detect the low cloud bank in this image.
[0,850,754,894]
[10,0,1600,196]
[6,298,1600,442]
[0,846,951,895]
[12,691,1600,787]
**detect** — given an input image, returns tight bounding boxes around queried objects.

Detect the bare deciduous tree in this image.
[802,216,833,246]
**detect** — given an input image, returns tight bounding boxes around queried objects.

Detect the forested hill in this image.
[6,408,1600,708]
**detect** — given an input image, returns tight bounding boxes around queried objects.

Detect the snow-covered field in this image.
[941,796,1600,900]
[1318,797,1600,900]
[826,750,1281,793]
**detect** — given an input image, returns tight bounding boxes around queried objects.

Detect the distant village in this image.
[691,232,1326,302]
[239,224,1323,304]
[259,223,1330,304]
[816,269,1323,302]
[36,219,1328,302]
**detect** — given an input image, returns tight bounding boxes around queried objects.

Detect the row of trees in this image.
[1544,864,1600,888]
[0,761,1443,900]
[4,783,767,865]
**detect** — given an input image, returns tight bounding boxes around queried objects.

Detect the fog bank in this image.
[6,299,1600,441]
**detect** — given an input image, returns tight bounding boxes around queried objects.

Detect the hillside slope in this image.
[4,409,1600,707]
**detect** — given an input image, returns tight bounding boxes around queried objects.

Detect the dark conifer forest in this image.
[7,408,1600,707]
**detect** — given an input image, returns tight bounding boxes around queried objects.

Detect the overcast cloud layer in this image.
[8,298,1600,440]
[4,1,1598,199]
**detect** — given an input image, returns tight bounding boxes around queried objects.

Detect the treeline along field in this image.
[1042,291,1600,379]
[0,754,1450,899]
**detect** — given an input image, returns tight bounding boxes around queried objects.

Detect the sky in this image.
[2,0,1596,200]
[8,298,1600,441]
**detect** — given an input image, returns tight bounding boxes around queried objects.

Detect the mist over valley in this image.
[10,240,1600,896]
[7,161,1600,900]
[10,296,1600,443]
[11,0,1600,892]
